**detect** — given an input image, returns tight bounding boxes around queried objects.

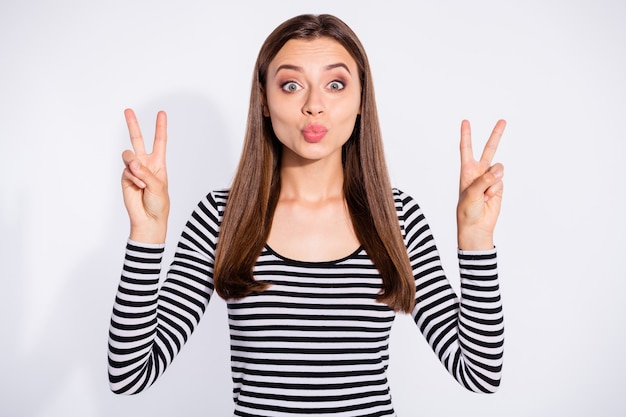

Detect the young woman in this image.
[109,14,506,416]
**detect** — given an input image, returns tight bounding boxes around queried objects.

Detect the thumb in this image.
[129,160,165,194]
[121,151,164,191]
[465,164,504,201]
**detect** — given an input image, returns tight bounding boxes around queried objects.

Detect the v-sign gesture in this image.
[121,109,170,243]
[456,119,506,251]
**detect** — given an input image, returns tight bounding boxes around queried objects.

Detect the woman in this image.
[109,14,506,416]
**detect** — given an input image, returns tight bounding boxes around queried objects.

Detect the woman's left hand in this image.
[456,119,506,250]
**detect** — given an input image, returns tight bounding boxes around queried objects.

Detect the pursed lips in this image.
[301,124,328,143]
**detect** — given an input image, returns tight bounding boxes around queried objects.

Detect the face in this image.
[264,37,361,166]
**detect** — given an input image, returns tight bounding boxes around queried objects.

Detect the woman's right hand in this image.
[121,108,170,243]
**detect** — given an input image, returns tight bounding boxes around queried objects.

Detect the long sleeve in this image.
[397,189,504,393]
[108,190,227,394]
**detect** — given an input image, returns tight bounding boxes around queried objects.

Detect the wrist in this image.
[129,224,167,244]
[457,230,494,251]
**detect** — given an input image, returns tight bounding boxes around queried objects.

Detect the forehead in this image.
[269,37,357,71]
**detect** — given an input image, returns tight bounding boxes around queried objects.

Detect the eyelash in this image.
[281,81,301,92]
[327,80,345,91]
[280,79,346,93]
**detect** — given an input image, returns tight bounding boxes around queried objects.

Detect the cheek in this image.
[266,93,292,122]
[336,96,361,125]
[267,106,303,144]
[337,116,359,142]
[334,88,361,117]
[267,108,291,136]
[265,102,292,143]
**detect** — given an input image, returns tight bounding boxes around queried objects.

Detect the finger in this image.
[466,163,504,200]
[485,179,503,201]
[484,164,504,199]
[122,149,154,188]
[489,162,504,180]
[479,119,506,164]
[121,149,166,194]
[122,167,146,189]
[459,119,474,166]
[124,108,147,156]
[152,110,168,162]
[121,150,146,188]
[121,149,137,168]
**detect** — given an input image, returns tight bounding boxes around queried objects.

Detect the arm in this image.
[108,191,224,394]
[399,191,504,393]
[400,118,507,392]
[108,109,221,393]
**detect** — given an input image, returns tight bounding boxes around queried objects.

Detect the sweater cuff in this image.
[457,246,496,259]
[123,239,165,281]
[127,239,166,251]
[457,247,498,282]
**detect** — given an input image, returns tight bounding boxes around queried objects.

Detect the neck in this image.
[279,152,344,202]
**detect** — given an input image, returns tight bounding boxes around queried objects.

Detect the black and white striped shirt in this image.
[108,189,504,416]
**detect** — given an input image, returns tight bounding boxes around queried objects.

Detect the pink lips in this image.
[302,124,328,143]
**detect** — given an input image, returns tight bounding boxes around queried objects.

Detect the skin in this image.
[263,38,362,261]
[457,119,506,250]
[121,109,169,244]
[120,38,505,256]
[263,37,361,168]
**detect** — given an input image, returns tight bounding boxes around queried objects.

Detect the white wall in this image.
[1,0,624,416]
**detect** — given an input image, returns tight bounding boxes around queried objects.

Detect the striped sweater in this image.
[108,188,504,416]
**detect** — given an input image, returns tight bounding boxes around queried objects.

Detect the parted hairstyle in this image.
[213,14,415,313]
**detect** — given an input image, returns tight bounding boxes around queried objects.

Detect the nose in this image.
[302,88,324,116]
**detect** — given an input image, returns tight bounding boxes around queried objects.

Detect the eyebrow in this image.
[274,62,352,76]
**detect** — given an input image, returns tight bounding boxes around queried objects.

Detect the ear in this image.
[260,85,270,117]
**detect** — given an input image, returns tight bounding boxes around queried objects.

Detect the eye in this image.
[327,80,345,91]
[281,81,301,92]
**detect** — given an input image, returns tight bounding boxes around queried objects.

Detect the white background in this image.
[1,0,625,416]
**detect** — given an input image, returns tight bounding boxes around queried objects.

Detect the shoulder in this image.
[190,188,230,228]
[391,187,421,217]
[207,188,230,213]
[391,188,430,243]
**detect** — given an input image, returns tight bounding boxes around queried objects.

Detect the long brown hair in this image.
[213,14,415,313]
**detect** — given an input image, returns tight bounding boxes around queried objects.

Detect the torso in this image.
[229,244,396,415]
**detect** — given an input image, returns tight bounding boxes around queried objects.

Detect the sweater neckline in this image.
[263,244,365,266]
